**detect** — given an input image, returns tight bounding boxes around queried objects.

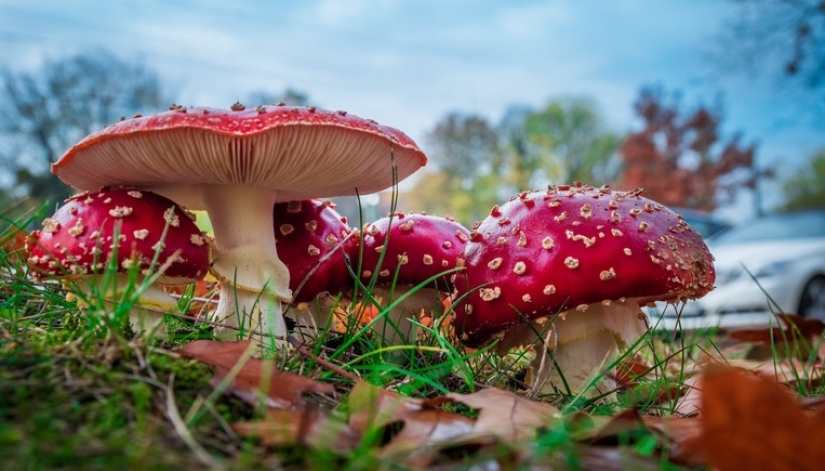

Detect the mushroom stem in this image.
[285,286,445,347]
[501,300,649,396]
[201,185,292,341]
[68,274,179,334]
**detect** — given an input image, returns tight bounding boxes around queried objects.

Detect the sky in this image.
[1,0,822,220]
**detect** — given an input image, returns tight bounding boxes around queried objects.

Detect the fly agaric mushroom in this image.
[452,184,715,395]
[355,212,470,345]
[51,104,426,343]
[26,188,210,332]
[274,199,357,302]
[272,199,358,337]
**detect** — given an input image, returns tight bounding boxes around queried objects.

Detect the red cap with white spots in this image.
[51,104,427,209]
[359,213,470,289]
[27,188,210,285]
[452,184,715,348]
[273,199,357,302]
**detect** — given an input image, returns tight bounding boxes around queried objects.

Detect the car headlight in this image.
[752,260,793,279]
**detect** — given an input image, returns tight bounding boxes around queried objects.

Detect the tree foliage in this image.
[522,97,621,185]
[401,113,502,223]
[0,51,171,205]
[619,87,767,212]
[781,148,825,211]
[403,98,620,224]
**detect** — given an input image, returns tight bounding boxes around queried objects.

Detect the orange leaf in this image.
[687,367,825,471]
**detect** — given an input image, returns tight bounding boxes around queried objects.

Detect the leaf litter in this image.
[175,317,825,470]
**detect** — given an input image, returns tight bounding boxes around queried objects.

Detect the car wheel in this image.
[799,275,825,321]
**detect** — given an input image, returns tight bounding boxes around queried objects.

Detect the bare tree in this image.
[0,51,171,204]
[717,1,825,105]
[427,112,499,183]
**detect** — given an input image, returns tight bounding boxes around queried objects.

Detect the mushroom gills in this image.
[498,300,650,396]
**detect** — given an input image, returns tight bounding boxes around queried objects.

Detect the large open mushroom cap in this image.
[453,184,715,348]
[52,105,427,209]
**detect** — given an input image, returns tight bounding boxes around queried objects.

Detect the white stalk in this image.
[69,274,179,334]
[501,300,649,396]
[200,185,292,342]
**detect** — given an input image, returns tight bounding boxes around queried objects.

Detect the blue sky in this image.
[2,0,822,219]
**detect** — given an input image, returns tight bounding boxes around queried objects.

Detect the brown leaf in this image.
[348,381,476,466]
[428,388,560,442]
[724,358,825,386]
[177,340,334,409]
[232,408,359,454]
[686,367,825,471]
[728,314,825,360]
[671,376,702,417]
[348,381,474,441]
[580,409,648,445]
[642,415,703,466]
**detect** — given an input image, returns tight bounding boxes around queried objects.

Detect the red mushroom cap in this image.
[359,213,470,289]
[26,188,210,285]
[273,199,357,302]
[452,185,715,348]
[51,105,427,209]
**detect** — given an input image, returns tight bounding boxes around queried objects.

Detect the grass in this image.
[1,199,821,470]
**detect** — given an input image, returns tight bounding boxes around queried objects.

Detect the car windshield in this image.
[711,211,825,245]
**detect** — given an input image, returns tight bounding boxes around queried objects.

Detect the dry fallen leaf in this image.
[728,314,825,360]
[686,366,825,471]
[348,381,474,443]
[177,339,334,409]
[642,415,703,467]
[232,408,359,454]
[724,358,825,387]
[428,388,560,442]
[348,381,478,467]
[671,375,702,417]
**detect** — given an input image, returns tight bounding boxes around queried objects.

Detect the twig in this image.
[286,334,361,383]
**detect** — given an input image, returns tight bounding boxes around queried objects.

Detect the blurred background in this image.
[1,0,824,227]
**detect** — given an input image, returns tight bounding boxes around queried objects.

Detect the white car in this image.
[649,210,825,331]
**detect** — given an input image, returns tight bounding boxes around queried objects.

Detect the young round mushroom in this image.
[272,199,358,338]
[452,184,715,395]
[51,104,427,343]
[274,199,357,302]
[355,212,470,345]
[26,188,210,332]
